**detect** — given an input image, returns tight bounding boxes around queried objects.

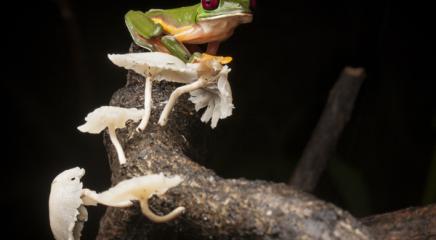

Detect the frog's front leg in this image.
[125,10,163,51]
[161,36,192,63]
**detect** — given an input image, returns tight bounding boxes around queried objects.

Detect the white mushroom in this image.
[189,65,233,128]
[82,173,185,223]
[108,52,197,131]
[158,55,231,126]
[77,106,144,165]
[49,168,185,239]
[49,167,88,240]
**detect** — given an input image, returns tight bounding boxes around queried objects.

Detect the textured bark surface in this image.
[361,204,436,240]
[95,45,373,240]
[290,67,366,192]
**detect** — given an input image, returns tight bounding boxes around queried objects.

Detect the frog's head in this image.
[197,0,254,23]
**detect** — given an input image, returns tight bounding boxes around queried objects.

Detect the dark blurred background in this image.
[4,0,435,239]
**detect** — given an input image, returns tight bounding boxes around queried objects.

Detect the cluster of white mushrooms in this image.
[49,167,184,240]
[78,52,234,166]
[108,52,234,130]
[49,52,235,239]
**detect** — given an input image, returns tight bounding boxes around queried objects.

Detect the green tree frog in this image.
[125,0,254,63]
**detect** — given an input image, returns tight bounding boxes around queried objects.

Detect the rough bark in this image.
[290,67,366,192]
[96,45,373,240]
[361,204,436,240]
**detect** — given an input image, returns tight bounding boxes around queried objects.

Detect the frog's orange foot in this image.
[197,53,232,64]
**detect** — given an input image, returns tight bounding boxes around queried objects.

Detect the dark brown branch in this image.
[96,45,373,240]
[361,204,436,240]
[290,67,366,191]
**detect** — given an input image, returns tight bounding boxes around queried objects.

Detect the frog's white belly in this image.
[174,14,252,44]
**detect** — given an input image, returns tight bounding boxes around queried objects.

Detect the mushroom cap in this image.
[108,52,198,83]
[77,106,144,134]
[89,173,183,207]
[49,167,87,240]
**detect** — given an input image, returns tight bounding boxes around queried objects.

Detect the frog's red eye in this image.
[202,0,220,10]
[250,0,256,10]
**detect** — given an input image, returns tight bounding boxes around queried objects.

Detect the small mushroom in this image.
[159,57,233,127]
[108,52,197,131]
[82,173,185,223]
[77,106,144,165]
[49,168,185,240]
[49,167,88,240]
[188,65,233,128]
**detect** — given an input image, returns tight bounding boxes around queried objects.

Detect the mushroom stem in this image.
[108,126,127,165]
[140,198,185,223]
[81,189,99,206]
[137,76,153,131]
[158,78,207,126]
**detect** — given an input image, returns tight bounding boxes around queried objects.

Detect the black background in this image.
[4,0,435,239]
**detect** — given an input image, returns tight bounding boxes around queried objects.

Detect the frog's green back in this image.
[145,4,200,28]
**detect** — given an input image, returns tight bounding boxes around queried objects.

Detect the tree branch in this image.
[290,67,366,191]
[361,204,436,240]
[96,45,373,240]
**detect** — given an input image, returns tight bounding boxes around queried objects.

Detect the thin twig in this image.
[290,66,366,191]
